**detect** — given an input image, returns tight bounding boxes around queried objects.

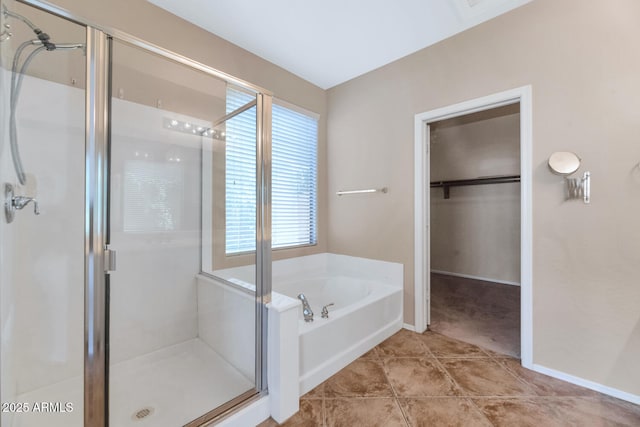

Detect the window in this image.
[225,88,318,254]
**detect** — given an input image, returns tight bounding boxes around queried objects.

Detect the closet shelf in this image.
[430,175,520,199]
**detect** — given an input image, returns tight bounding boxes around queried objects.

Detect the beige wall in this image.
[430,109,520,284]
[327,0,640,396]
[43,0,328,261]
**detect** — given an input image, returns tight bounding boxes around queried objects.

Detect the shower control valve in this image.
[12,195,40,215]
[4,183,39,224]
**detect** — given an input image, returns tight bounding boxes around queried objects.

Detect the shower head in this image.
[3,4,39,33]
[4,5,86,54]
[3,5,55,50]
[5,6,87,186]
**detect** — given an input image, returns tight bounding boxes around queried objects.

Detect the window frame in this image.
[224,93,319,256]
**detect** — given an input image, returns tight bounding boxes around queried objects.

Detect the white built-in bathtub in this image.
[203,253,403,396]
[274,273,402,394]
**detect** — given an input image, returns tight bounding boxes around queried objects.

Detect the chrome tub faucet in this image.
[298,293,314,322]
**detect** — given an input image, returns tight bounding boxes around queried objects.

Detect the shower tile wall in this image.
[109,97,202,365]
[1,65,17,427]
[197,276,255,381]
[12,75,85,394]
[4,73,206,397]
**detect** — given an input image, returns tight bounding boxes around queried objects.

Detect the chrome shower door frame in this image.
[84,26,110,427]
[255,93,272,393]
[17,1,274,426]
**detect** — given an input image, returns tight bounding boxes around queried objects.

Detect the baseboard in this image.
[403,323,416,332]
[531,364,640,405]
[431,270,520,287]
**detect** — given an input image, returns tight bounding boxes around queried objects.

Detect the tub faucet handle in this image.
[321,303,334,319]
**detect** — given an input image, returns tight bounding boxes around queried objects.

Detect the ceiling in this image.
[148,0,532,90]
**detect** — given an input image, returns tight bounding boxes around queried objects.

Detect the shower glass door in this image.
[108,39,266,426]
[0,1,86,426]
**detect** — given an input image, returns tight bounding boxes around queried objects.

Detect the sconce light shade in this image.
[548,151,581,176]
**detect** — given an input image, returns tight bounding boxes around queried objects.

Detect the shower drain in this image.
[132,406,154,421]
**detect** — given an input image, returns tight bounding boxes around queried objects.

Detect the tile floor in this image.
[260,329,640,426]
[430,273,521,358]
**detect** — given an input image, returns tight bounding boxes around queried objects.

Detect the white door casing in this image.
[413,85,533,368]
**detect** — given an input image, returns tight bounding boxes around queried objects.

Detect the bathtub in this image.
[275,274,402,394]
[208,253,403,396]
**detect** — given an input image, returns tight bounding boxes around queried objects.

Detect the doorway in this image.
[429,104,520,357]
[414,87,533,367]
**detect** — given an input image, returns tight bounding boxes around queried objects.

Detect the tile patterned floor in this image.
[259,329,640,427]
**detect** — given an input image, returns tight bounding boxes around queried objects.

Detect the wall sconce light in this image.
[548,151,590,204]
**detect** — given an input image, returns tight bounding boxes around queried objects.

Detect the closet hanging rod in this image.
[430,175,520,199]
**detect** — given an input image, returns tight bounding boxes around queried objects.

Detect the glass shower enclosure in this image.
[0,1,272,426]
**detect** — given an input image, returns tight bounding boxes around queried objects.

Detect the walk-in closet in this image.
[429,104,521,357]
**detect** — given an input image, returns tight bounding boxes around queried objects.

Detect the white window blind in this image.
[225,87,318,254]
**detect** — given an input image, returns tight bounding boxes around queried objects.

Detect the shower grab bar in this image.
[336,187,388,196]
